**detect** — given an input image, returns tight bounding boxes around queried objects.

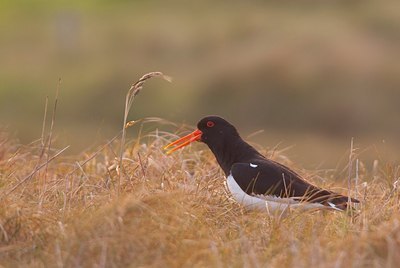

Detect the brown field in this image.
[1,1,400,266]
[1,122,399,267]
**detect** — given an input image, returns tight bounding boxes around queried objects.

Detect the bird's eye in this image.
[206,121,215,128]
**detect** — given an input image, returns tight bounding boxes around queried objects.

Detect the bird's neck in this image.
[208,136,264,176]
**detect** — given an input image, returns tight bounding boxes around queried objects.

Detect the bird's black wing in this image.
[230,160,359,209]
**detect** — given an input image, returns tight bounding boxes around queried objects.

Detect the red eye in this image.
[206,121,215,128]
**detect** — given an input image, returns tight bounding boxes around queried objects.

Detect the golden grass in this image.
[0,125,399,267]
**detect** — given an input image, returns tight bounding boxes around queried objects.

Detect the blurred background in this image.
[1,0,399,168]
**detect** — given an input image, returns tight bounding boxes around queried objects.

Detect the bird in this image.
[164,116,359,214]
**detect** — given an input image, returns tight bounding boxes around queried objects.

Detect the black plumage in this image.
[166,115,359,211]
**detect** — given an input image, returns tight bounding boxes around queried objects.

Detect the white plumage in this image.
[226,173,337,215]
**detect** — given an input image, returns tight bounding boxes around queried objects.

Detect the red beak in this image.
[164,129,202,154]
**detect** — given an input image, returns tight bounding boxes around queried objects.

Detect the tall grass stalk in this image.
[347,137,354,218]
[118,72,171,194]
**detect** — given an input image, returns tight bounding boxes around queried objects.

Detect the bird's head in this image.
[164,115,239,154]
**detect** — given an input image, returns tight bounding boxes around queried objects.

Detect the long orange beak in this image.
[164,129,202,154]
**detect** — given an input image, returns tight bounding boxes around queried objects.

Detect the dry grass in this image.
[118,72,172,194]
[0,71,399,267]
[0,125,399,267]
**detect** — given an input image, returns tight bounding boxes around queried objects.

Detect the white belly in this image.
[226,174,328,215]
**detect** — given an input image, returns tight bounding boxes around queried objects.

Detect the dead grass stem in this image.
[118,72,171,194]
[0,128,399,267]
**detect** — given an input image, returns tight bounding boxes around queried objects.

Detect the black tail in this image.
[325,195,360,211]
[304,188,360,211]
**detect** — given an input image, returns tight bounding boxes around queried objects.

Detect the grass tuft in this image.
[0,125,399,267]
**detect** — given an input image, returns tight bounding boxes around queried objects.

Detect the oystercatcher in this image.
[164,116,359,213]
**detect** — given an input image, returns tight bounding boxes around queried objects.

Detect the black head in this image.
[196,116,239,146]
[164,115,263,175]
[164,115,240,154]
[196,115,263,175]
